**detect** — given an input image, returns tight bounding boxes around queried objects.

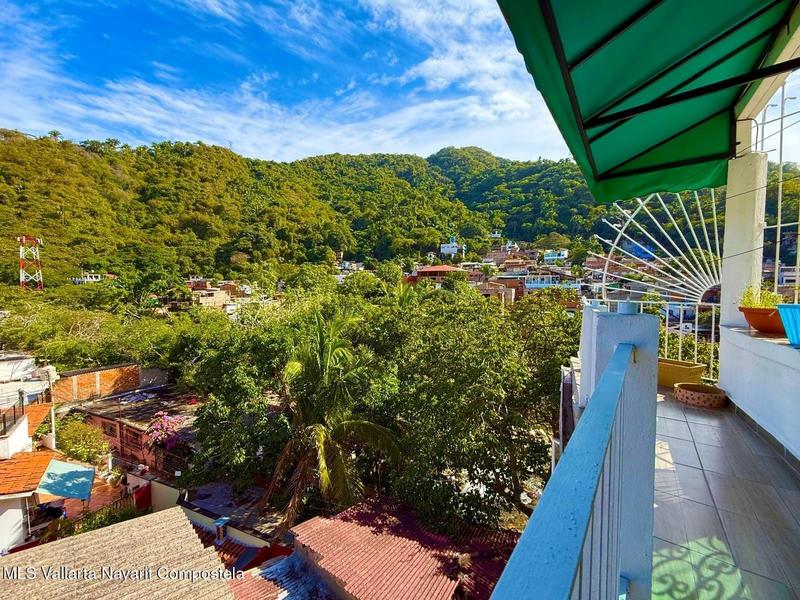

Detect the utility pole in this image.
[774,85,796,292]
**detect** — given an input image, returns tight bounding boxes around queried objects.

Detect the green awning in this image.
[498,0,799,202]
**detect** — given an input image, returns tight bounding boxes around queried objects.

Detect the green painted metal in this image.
[498,0,797,202]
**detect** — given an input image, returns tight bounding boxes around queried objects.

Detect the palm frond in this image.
[274,455,315,536]
[327,442,362,508]
[244,436,298,525]
[332,419,401,465]
[309,423,332,499]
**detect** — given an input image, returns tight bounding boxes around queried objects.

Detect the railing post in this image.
[581,305,658,599]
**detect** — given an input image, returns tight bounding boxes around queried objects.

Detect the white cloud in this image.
[0,0,569,162]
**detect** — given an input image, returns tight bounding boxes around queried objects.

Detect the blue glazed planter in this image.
[777,304,800,347]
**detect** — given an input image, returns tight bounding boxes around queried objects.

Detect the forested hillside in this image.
[0,130,598,288]
[2,130,796,291]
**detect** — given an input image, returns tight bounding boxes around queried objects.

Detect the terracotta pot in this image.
[658,358,704,388]
[738,306,785,334]
[674,383,727,409]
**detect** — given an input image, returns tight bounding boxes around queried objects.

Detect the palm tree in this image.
[249,312,399,532]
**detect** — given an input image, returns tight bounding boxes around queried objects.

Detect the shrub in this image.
[58,419,109,465]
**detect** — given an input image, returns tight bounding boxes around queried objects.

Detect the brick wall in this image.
[52,364,141,403]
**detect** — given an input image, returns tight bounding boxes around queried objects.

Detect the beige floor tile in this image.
[658,417,694,442]
[719,509,787,583]
[657,434,702,469]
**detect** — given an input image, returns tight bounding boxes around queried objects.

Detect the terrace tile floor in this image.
[652,388,800,599]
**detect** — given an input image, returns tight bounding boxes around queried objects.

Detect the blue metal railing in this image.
[492,343,634,600]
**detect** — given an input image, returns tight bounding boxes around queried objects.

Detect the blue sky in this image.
[0,0,569,161]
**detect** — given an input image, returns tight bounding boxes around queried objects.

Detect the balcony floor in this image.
[653,389,800,599]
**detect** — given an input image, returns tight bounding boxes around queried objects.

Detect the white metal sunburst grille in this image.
[591,190,722,304]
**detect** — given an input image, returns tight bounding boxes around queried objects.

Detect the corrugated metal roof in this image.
[0,506,235,599]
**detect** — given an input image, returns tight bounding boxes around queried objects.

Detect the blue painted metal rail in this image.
[492,343,634,600]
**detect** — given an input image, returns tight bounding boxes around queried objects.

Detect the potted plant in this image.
[658,358,705,387]
[738,285,785,334]
[777,303,800,347]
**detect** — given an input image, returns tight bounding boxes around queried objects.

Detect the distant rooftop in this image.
[74,388,200,432]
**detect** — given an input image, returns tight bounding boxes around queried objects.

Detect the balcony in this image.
[654,388,800,598]
[493,304,800,599]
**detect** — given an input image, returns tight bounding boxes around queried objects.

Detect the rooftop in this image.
[0,506,234,598]
[0,450,56,496]
[75,388,200,431]
[290,497,519,600]
[187,482,282,535]
[25,402,52,436]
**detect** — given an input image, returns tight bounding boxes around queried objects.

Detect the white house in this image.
[440,235,466,258]
[543,248,569,264]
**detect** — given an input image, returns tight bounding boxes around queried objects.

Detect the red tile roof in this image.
[290,497,519,600]
[0,450,55,496]
[192,524,251,569]
[26,403,53,436]
[416,265,465,273]
[228,572,282,600]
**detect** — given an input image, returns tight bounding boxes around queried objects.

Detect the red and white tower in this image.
[17,235,44,290]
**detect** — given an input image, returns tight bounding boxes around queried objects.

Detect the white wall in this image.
[151,480,180,512]
[0,416,31,460]
[719,326,800,459]
[720,124,766,327]
[0,358,36,383]
[0,497,27,552]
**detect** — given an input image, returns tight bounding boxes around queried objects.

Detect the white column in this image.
[585,308,659,600]
[720,121,767,327]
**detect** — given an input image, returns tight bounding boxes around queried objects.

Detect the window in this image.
[101,420,117,438]
[124,428,142,450]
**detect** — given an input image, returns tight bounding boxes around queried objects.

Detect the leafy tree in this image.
[511,289,582,430]
[57,416,110,465]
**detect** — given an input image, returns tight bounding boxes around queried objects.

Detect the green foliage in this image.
[254,312,400,532]
[739,285,784,308]
[511,289,582,430]
[50,504,149,540]
[57,417,110,465]
[0,132,496,289]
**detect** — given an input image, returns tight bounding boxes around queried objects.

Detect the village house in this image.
[70,271,118,285]
[73,388,199,478]
[192,287,231,309]
[256,497,519,600]
[406,264,468,285]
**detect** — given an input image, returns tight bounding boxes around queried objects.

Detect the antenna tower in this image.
[17,235,44,290]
